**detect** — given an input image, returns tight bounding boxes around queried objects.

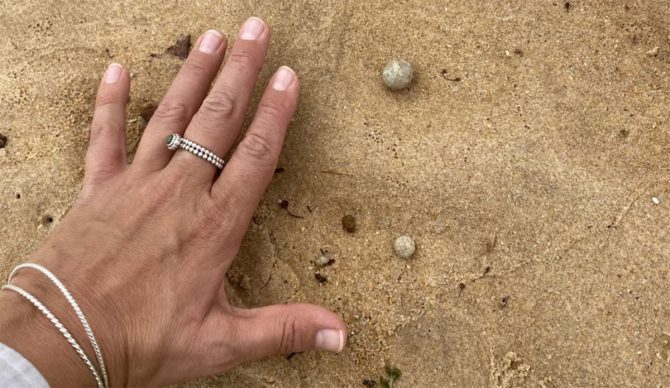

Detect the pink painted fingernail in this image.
[199,29,224,54]
[315,329,345,353]
[239,17,265,40]
[272,66,295,91]
[104,63,123,84]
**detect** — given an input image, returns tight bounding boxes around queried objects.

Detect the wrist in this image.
[0,285,94,386]
[0,264,128,387]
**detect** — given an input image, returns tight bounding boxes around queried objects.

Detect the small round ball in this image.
[383,59,414,90]
[394,235,416,259]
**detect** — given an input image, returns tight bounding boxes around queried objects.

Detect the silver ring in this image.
[166,133,225,170]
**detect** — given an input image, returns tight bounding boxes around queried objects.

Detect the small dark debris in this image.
[513,48,524,57]
[286,352,302,360]
[342,214,356,233]
[501,296,510,307]
[458,282,466,292]
[252,214,263,225]
[564,1,571,11]
[378,365,401,387]
[624,5,630,11]
[166,35,192,59]
[440,69,461,82]
[485,234,498,254]
[0,133,7,149]
[385,366,401,381]
[619,129,629,138]
[278,199,304,219]
[483,266,491,276]
[41,215,54,226]
[362,379,377,387]
[140,102,158,123]
[15,193,21,199]
[315,273,328,283]
[274,167,285,174]
[306,205,313,213]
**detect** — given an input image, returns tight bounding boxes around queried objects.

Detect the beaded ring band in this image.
[166,133,225,170]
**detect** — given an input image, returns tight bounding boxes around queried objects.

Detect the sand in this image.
[1,0,669,386]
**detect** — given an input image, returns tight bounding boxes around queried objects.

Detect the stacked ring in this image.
[166,133,225,170]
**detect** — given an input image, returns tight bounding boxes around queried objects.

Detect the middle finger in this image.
[168,17,271,182]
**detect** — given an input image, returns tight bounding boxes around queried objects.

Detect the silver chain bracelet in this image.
[2,263,109,388]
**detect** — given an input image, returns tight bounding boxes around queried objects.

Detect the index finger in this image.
[211,66,298,223]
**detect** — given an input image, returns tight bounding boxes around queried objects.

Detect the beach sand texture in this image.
[1,1,669,386]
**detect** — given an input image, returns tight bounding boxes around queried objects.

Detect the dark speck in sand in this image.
[315,273,328,283]
[362,379,377,387]
[0,133,7,149]
[278,199,304,219]
[342,214,356,233]
[166,35,192,59]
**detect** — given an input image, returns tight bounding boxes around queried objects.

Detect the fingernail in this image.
[272,66,295,91]
[199,29,224,54]
[239,17,265,40]
[104,63,123,84]
[315,329,344,353]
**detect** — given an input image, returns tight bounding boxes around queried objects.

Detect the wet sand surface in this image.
[1,1,669,386]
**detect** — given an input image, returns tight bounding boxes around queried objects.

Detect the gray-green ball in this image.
[383,59,413,90]
[394,235,416,259]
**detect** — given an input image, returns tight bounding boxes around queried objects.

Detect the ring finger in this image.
[131,29,228,173]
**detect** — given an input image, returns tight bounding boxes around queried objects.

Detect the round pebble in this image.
[394,235,415,259]
[342,214,356,233]
[382,59,413,90]
[315,255,330,266]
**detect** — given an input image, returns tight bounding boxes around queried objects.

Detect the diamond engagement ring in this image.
[166,133,225,170]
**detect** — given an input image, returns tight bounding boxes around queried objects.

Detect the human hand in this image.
[0,16,347,387]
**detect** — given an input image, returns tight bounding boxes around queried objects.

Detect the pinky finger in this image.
[84,63,130,193]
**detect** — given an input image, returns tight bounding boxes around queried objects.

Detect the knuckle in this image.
[150,174,180,208]
[200,89,237,119]
[197,196,235,241]
[239,131,276,162]
[279,316,299,354]
[152,101,192,125]
[83,163,118,187]
[89,122,117,140]
[95,91,121,107]
[181,59,210,78]
[258,99,285,118]
[228,49,261,71]
[141,170,187,211]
